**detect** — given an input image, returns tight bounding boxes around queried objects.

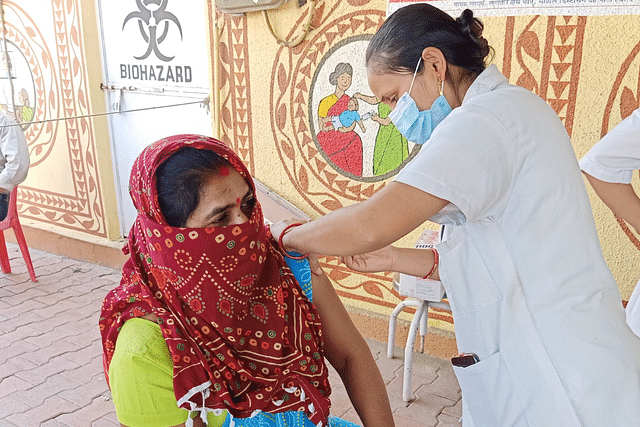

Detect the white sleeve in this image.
[579,108,640,184]
[0,115,30,192]
[395,106,515,223]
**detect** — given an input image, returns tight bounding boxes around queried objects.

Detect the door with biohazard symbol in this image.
[97,0,212,235]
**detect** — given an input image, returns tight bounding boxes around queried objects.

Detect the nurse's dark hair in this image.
[366,5,491,78]
[156,146,230,227]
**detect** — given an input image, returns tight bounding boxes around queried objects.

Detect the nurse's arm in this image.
[583,171,640,234]
[274,181,449,257]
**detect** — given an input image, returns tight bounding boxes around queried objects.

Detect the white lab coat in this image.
[579,107,640,338]
[396,65,640,426]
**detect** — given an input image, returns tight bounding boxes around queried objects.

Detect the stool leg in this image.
[12,223,36,282]
[403,301,427,402]
[0,230,10,273]
[388,300,415,359]
[419,303,429,353]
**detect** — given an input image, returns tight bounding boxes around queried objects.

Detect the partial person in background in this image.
[580,107,640,337]
[0,110,29,221]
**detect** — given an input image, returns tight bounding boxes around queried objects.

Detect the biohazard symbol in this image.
[123,0,183,62]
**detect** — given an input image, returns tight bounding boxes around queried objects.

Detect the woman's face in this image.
[336,72,352,91]
[367,65,440,111]
[185,167,255,228]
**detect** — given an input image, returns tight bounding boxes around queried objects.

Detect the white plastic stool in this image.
[388,278,451,402]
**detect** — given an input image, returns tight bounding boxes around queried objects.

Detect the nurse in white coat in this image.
[580,107,640,337]
[272,4,640,426]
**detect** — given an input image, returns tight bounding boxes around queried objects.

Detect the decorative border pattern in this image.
[505,15,586,137]
[217,12,255,175]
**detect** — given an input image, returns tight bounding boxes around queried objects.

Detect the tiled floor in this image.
[0,242,461,426]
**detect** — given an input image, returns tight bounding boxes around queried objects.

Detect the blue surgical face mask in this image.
[388,57,452,145]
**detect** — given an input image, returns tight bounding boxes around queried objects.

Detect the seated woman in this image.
[99,135,394,427]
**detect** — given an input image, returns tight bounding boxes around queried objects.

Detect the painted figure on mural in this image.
[17,88,33,126]
[327,96,368,134]
[316,62,364,177]
[355,94,410,176]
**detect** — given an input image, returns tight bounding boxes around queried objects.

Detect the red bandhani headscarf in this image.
[99,135,330,424]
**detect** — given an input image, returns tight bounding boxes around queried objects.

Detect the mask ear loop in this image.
[408,56,422,96]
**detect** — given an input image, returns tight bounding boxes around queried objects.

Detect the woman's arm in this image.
[272,182,449,257]
[311,272,395,427]
[583,172,640,233]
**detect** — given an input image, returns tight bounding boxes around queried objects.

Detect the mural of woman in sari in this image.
[355,94,409,176]
[316,63,363,177]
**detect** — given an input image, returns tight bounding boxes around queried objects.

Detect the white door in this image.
[97,0,212,235]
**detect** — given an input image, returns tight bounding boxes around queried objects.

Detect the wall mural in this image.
[216,0,640,319]
[271,8,390,213]
[309,35,416,180]
[2,0,107,237]
[502,15,586,136]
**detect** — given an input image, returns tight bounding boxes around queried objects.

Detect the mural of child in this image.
[328,97,368,133]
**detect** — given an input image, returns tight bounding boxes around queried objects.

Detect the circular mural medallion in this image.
[308,34,419,182]
[270,9,419,214]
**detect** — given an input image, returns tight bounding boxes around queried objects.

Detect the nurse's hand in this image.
[271,218,306,252]
[341,245,396,274]
[271,219,324,276]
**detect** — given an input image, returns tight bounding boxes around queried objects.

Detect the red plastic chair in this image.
[0,186,36,282]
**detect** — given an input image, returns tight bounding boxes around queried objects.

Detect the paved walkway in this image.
[0,243,461,426]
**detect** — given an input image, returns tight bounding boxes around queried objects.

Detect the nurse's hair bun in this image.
[456,9,491,61]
